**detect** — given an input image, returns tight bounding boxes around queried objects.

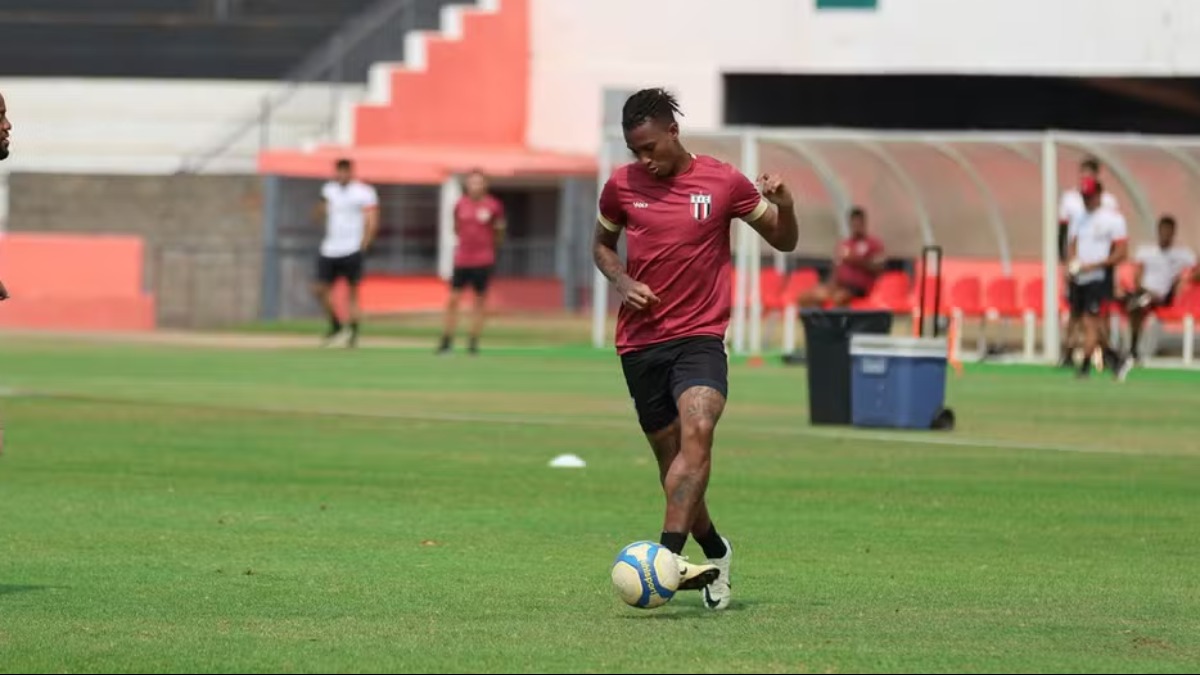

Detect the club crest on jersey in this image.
[690,194,713,221]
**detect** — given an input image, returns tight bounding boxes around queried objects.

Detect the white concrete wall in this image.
[0,77,363,228]
[528,0,1200,155]
[0,78,364,176]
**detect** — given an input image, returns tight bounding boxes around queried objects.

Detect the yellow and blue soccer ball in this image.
[610,541,681,608]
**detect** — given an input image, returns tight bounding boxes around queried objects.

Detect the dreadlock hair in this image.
[621,88,682,132]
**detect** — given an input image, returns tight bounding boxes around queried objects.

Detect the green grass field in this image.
[235,313,596,347]
[1,336,1198,673]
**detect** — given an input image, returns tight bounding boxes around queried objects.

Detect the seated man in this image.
[1123,215,1196,363]
[799,206,884,308]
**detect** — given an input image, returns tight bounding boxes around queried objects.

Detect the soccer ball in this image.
[610,541,681,609]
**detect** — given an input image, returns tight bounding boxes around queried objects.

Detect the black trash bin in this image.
[800,309,893,425]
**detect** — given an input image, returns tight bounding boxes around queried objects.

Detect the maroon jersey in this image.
[454,195,505,268]
[598,155,768,354]
[833,235,885,292]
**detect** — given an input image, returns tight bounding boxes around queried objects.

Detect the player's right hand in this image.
[616,276,660,311]
[0,279,8,301]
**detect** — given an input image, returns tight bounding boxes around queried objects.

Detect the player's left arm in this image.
[493,200,507,249]
[315,182,331,223]
[737,173,798,252]
[1182,249,1199,288]
[1170,270,1189,302]
[1098,240,1129,270]
[861,241,886,274]
[363,207,380,250]
[493,217,507,249]
[1095,217,1129,270]
[361,188,380,251]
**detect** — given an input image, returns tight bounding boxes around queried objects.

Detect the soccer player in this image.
[1066,178,1129,379]
[437,169,506,356]
[0,91,11,302]
[1059,157,1120,366]
[594,88,799,610]
[798,206,884,308]
[313,158,378,348]
[1122,215,1196,368]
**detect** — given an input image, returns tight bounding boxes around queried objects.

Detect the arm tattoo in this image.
[593,224,627,284]
[775,201,800,251]
[594,243,626,284]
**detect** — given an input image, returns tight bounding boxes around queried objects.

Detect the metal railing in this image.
[179,0,418,174]
[495,239,558,278]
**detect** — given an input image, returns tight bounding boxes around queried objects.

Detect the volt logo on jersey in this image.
[690,194,712,221]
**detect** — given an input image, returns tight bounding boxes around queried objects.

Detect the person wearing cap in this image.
[1058,158,1120,367]
[1066,178,1130,379]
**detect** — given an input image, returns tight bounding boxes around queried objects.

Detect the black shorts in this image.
[451,266,492,294]
[316,252,363,286]
[1071,280,1109,317]
[619,335,728,434]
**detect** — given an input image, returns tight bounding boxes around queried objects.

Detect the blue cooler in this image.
[849,335,948,430]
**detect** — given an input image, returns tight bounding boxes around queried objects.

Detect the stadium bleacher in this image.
[0,0,459,80]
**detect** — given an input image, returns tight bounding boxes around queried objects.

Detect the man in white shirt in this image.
[314,159,379,348]
[1059,157,1119,367]
[1067,178,1129,379]
[1122,215,1196,364]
